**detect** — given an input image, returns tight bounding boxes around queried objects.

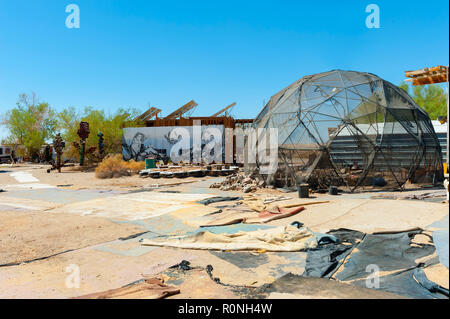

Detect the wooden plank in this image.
[165,100,198,119]
[136,107,162,121]
[211,102,236,117]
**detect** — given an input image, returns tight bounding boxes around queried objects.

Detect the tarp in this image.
[141,225,318,252]
[331,229,447,299]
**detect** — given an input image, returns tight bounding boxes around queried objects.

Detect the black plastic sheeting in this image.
[303,229,365,278]
[197,196,243,206]
[252,272,403,299]
[334,230,435,280]
[349,268,446,299]
[203,227,447,299]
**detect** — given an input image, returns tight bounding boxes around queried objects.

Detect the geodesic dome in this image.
[254,70,443,191]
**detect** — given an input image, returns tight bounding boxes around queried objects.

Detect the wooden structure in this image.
[139,100,252,128]
[405,65,449,168]
[136,107,162,121]
[405,65,448,86]
[145,116,253,129]
[211,102,236,117]
[164,100,198,119]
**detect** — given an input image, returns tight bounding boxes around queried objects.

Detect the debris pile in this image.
[139,164,239,179]
[209,172,267,193]
[307,168,346,192]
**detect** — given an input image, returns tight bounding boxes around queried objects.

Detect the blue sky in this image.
[0,0,448,139]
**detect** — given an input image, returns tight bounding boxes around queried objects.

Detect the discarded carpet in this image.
[74,277,180,299]
[242,194,328,212]
[254,206,305,223]
[201,206,305,227]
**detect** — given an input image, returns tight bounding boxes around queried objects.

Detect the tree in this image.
[57,106,144,162]
[399,82,447,120]
[1,93,57,160]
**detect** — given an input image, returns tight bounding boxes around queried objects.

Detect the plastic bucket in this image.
[329,186,338,195]
[145,158,156,169]
[298,184,309,198]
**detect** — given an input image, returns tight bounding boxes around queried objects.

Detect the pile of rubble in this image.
[209,172,267,193]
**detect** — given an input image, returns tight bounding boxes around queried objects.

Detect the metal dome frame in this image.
[254,70,443,191]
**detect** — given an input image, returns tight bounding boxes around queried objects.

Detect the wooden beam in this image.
[211,102,236,117]
[165,100,198,119]
[136,107,162,121]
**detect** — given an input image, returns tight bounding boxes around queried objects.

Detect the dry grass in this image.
[95,154,144,179]
[127,159,145,173]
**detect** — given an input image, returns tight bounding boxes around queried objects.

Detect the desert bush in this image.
[95,154,144,179]
[127,159,145,173]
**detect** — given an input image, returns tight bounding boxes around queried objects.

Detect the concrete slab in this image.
[2,188,125,204]
[265,198,449,234]
[46,192,218,220]
[427,215,449,269]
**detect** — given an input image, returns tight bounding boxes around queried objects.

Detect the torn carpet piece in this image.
[246,206,305,224]
[201,205,305,227]
[74,277,180,299]
[141,225,318,252]
[242,194,328,213]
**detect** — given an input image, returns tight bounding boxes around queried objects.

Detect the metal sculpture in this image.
[77,121,90,166]
[98,131,105,160]
[53,133,65,173]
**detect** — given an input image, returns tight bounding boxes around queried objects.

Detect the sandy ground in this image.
[0,163,221,191]
[0,163,448,299]
[0,210,145,266]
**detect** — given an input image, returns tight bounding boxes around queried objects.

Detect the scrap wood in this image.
[210,172,266,192]
[263,196,292,204]
[280,201,330,208]
[73,277,180,299]
[155,179,206,187]
[372,227,422,235]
